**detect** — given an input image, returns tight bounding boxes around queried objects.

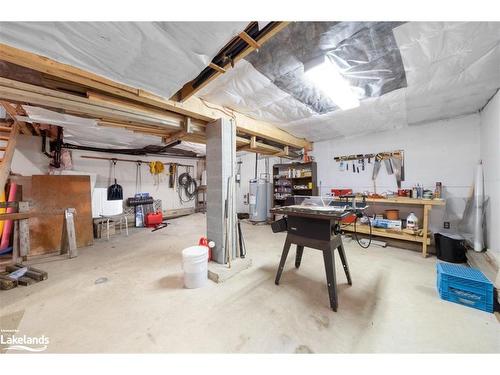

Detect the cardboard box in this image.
[370,218,402,230]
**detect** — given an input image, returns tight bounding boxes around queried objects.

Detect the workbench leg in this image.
[422,205,430,258]
[337,243,352,285]
[323,246,338,311]
[275,237,292,285]
[295,245,304,269]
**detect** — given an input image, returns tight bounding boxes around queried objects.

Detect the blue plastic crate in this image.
[436,262,494,313]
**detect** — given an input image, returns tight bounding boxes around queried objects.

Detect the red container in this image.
[145,212,163,227]
[198,237,212,261]
[341,213,357,224]
[331,188,353,197]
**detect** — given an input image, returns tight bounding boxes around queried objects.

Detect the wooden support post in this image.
[61,208,77,258]
[12,220,20,264]
[250,136,257,149]
[422,204,430,258]
[0,104,20,193]
[183,116,194,134]
[18,201,30,258]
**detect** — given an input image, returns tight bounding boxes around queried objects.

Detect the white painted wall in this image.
[11,135,198,210]
[480,90,500,255]
[311,114,481,231]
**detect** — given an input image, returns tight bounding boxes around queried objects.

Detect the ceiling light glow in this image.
[304,56,360,110]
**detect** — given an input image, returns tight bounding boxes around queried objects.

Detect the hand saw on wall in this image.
[372,150,405,189]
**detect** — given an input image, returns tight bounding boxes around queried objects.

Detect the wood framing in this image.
[0,41,312,152]
[172,22,290,102]
[208,63,226,74]
[0,102,20,191]
[238,31,261,49]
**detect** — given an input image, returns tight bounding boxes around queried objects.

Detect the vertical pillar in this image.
[206,118,237,264]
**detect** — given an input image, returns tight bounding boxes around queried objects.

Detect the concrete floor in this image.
[1,213,499,353]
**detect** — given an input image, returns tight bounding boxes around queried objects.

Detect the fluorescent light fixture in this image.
[304,55,360,110]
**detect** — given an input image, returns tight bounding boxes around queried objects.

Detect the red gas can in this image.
[145,212,163,227]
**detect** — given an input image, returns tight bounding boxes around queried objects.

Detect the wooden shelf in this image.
[358,197,445,207]
[343,223,431,245]
[273,161,318,210]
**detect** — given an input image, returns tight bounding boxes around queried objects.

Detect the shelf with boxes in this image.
[272,162,318,206]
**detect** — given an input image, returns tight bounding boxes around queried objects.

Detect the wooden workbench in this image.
[342,197,445,257]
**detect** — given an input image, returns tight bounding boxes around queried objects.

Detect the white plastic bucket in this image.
[182,245,209,288]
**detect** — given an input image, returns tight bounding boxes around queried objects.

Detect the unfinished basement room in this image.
[0,2,499,372]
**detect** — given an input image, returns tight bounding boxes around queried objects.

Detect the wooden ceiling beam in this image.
[172,22,290,102]
[162,130,187,145]
[0,42,312,150]
[0,78,184,130]
[238,31,261,49]
[208,63,226,74]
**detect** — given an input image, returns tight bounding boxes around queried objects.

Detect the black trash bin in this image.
[434,233,467,263]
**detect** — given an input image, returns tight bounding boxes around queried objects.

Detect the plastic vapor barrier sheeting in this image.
[0,22,248,98]
[200,22,500,141]
[1,21,499,144]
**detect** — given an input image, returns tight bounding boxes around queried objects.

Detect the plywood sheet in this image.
[28,175,93,255]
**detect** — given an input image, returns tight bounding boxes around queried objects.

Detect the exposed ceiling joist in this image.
[238,31,261,49]
[0,42,311,151]
[171,22,290,102]
[208,63,226,74]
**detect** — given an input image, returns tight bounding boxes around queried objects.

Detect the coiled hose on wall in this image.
[177,172,198,203]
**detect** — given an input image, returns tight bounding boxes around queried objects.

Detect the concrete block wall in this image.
[206,118,236,263]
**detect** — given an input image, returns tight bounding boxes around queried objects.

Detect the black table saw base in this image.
[275,232,352,311]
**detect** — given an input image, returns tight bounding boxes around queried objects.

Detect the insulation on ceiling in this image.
[20,106,206,156]
[245,22,407,114]
[199,22,500,141]
[0,22,249,98]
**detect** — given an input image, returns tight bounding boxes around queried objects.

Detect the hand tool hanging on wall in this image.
[384,158,394,175]
[400,151,405,181]
[390,156,403,189]
[135,161,143,193]
[107,159,123,200]
[372,154,382,180]
[169,163,177,188]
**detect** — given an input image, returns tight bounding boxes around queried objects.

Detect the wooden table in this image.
[341,197,445,257]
